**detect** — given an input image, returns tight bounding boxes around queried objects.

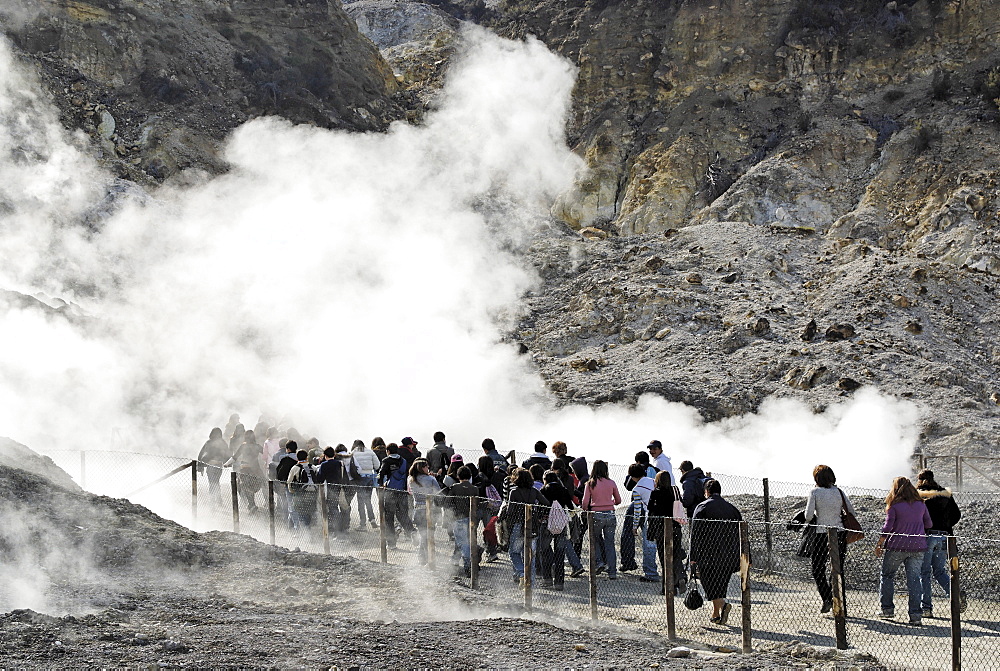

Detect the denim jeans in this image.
[592,510,618,578]
[413,506,430,564]
[921,533,950,609]
[880,550,923,618]
[454,517,471,571]
[640,522,659,579]
[509,522,536,580]
[357,474,376,525]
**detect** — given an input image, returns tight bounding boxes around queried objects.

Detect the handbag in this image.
[671,485,688,526]
[838,488,864,544]
[683,567,704,610]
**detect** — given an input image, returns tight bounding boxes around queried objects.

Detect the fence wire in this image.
[38,449,1000,670]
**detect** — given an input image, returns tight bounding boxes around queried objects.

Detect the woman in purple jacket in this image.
[875,476,932,625]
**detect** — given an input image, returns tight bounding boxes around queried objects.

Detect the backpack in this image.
[484,484,502,513]
[387,460,408,491]
[348,457,361,482]
[547,500,569,535]
[290,463,316,492]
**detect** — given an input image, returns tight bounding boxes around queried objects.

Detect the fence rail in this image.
[39,449,1000,670]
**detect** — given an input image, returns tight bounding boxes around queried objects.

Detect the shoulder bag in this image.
[839,488,864,544]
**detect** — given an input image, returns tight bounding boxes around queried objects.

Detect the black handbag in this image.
[683,567,704,610]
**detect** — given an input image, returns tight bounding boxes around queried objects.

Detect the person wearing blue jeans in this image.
[582,460,622,580]
[916,470,963,616]
[509,521,536,582]
[591,510,618,579]
[876,476,932,625]
[920,533,950,611]
[505,468,549,585]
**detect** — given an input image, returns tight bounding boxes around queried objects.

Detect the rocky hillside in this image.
[4,0,1000,461]
[2,0,403,182]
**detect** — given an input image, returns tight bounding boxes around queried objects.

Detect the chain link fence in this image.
[40,449,1000,669]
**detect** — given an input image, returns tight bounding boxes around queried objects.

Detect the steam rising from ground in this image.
[0,28,916,490]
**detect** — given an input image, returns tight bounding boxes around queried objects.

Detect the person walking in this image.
[351,438,381,530]
[647,471,686,595]
[804,464,857,613]
[582,460,622,580]
[197,427,229,504]
[378,444,415,548]
[539,471,586,590]
[915,469,964,617]
[445,466,479,575]
[875,476,932,626]
[408,459,441,565]
[502,468,550,588]
[690,479,743,625]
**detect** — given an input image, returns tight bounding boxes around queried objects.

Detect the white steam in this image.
[0,27,916,497]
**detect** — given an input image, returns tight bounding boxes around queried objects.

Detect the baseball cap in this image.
[401,436,417,446]
[451,454,464,463]
[647,440,662,450]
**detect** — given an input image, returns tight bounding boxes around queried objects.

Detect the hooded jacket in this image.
[918,486,961,535]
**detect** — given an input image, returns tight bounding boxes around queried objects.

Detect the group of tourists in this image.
[798,465,965,627]
[196,415,966,628]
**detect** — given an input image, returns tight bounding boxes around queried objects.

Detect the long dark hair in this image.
[588,460,610,488]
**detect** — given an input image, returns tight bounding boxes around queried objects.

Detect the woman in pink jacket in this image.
[582,460,622,579]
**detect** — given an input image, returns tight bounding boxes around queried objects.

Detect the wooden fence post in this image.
[427,496,436,569]
[740,521,752,653]
[828,528,847,650]
[524,504,533,612]
[320,484,330,555]
[664,515,675,641]
[762,478,772,572]
[949,536,961,671]
[588,511,598,621]
[470,496,479,588]
[190,461,198,526]
[230,471,240,534]
[955,455,962,491]
[378,487,387,563]
[268,481,276,546]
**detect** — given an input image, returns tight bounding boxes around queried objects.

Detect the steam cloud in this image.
[0,28,917,491]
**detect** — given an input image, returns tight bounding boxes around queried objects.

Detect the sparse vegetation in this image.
[913,121,941,154]
[931,69,952,101]
[883,89,905,103]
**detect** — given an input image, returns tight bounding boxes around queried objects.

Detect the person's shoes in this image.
[486,553,499,563]
[719,602,732,625]
[619,563,639,572]
[908,616,923,627]
[518,577,526,590]
[959,591,968,613]
[639,576,659,583]
[710,614,722,624]
[878,610,895,620]
[675,577,687,595]
[570,567,586,578]
[370,521,379,529]
[821,600,833,614]
[355,527,367,532]
[608,575,618,580]
[595,565,606,575]
[922,607,933,618]
[540,579,554,588]
[552,583,564,591]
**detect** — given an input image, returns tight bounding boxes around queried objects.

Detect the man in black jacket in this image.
[679,460,709,518]
[916,469,964,615]
[445,466,479,574]
[521,441,552,470]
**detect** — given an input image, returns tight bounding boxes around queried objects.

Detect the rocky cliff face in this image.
[3,0,402,182]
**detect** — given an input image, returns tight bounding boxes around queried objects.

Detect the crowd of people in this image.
[196,415,966,626]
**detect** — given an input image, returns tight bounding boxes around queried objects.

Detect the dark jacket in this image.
[690,494,742,573]
[426,442,454,475]
[540,481,575,510]
[680,467,708,517]
[198,437,230,467]
[918,486,961,534]
[521,454,552,470]
[275,453,298,483]
[315,458,347,485]
[484,449,509,473]
[569,457,589,498]
[377,453,408,488]
[445,481,479,517]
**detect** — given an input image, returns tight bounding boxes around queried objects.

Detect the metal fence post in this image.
[949,536,961,671]
[588,511,598,620]
[664,515,676,641]
[320,484,330,555]
[740,521,752,653]
[470,496,479,587]
[955,455,961,491]
[427,496,436,569]
[378,487,387,563]
[828,528,847,650]
[190,461,198,526]
[268,481,276,545]
[762,477,772,572]
[524,504,533,612]
[230,471,240,534]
